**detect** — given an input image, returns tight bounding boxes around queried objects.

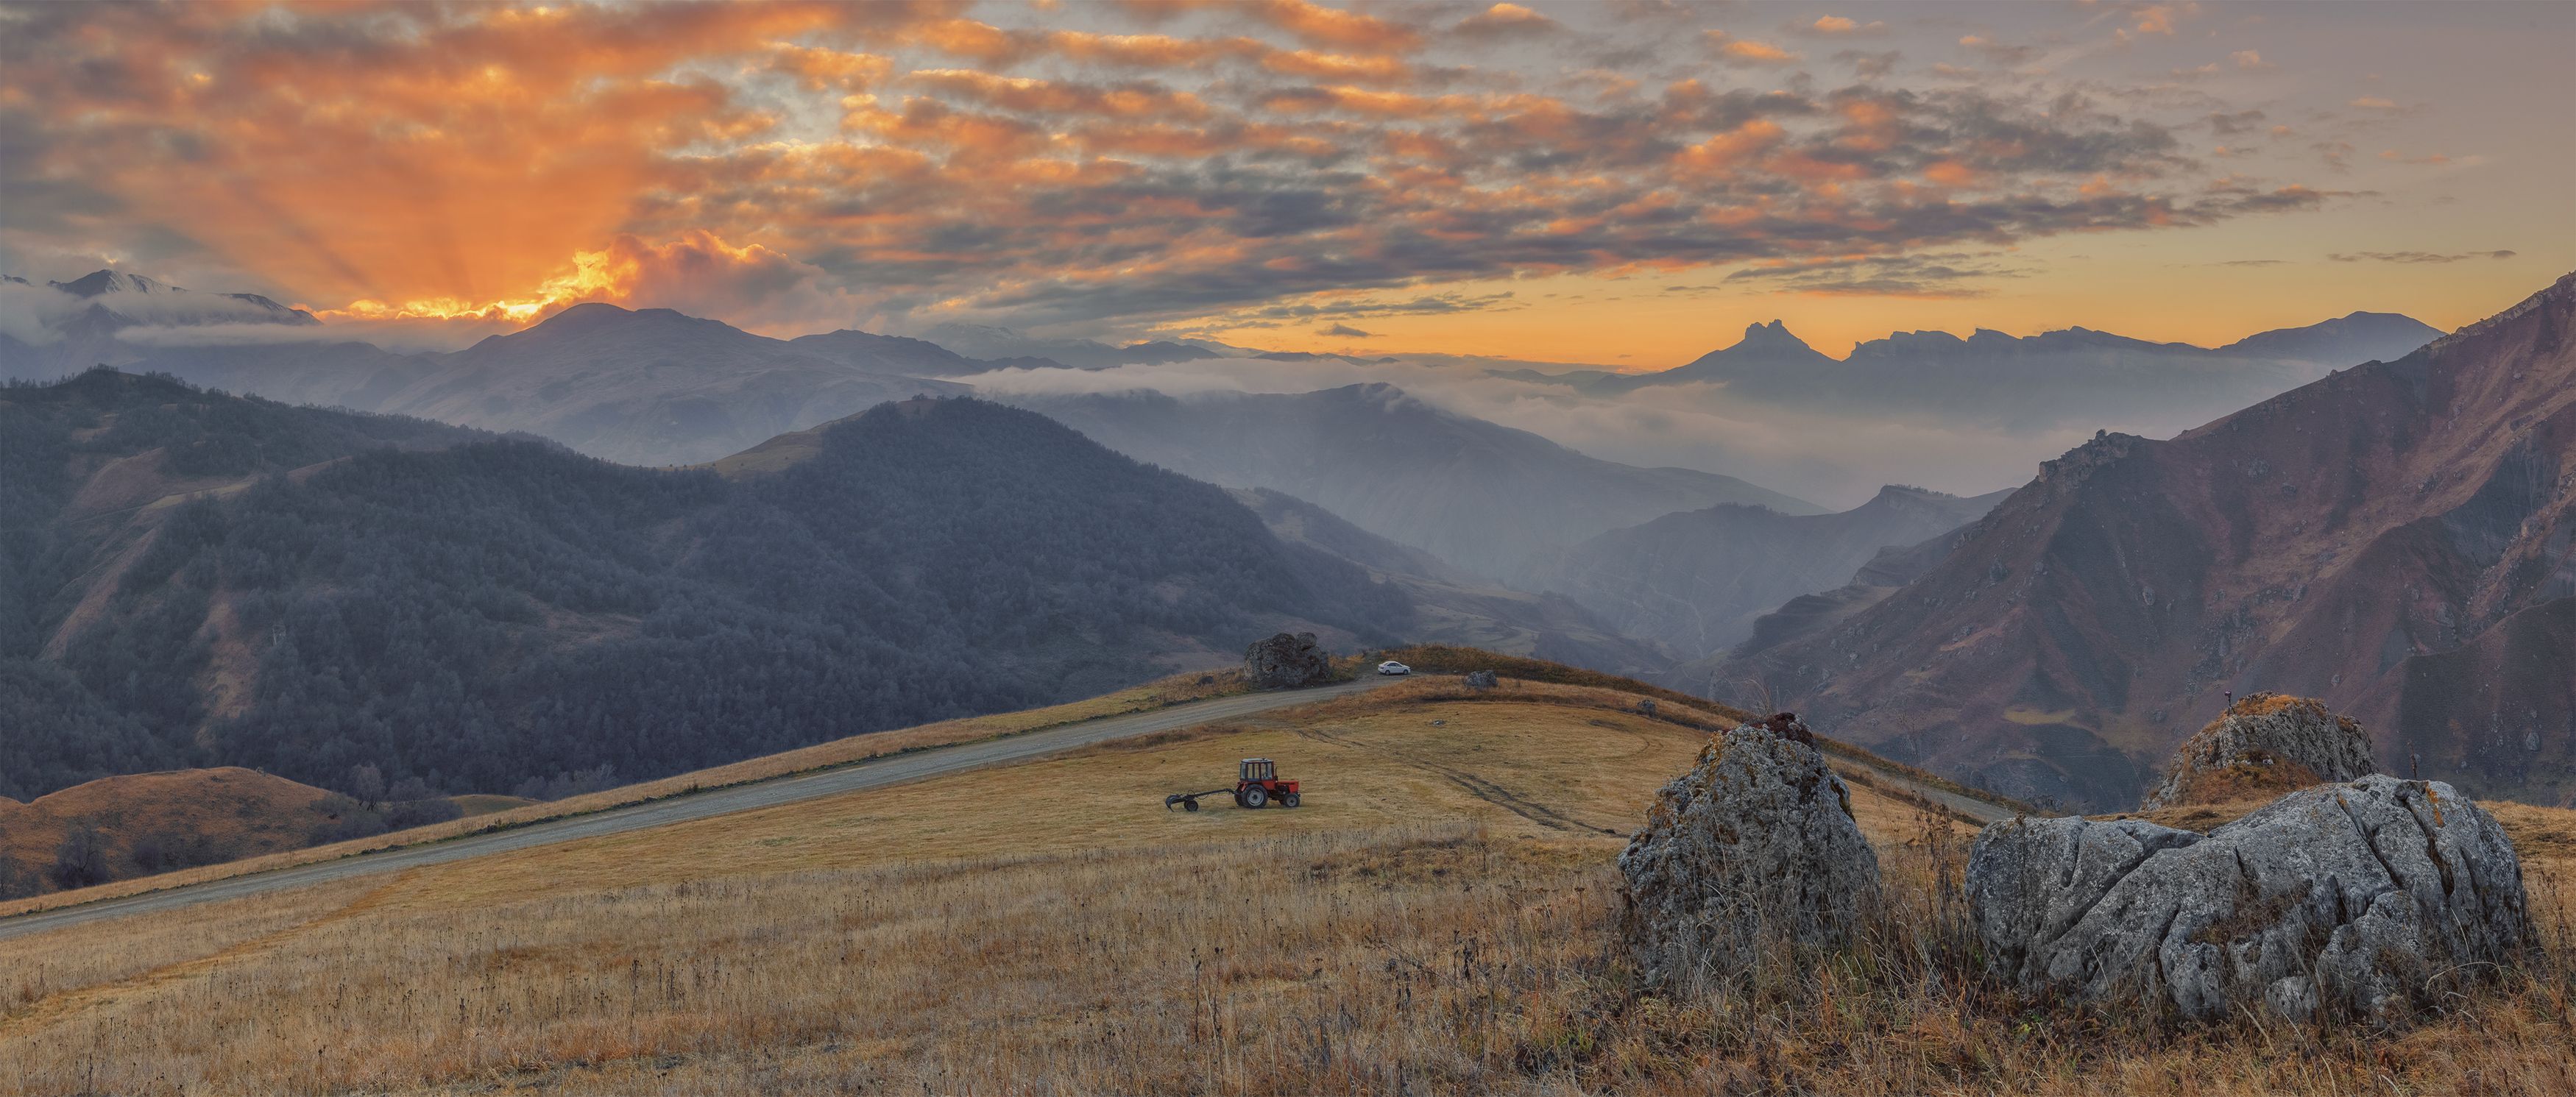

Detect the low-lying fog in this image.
[961,354,2302,510]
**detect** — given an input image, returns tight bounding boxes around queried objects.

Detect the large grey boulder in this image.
[1619,723,1881,988]
[2142,693,2378,809]
[1244,632,1331,689]
[1970,775,2533,1022]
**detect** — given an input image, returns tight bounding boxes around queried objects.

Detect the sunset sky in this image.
[4,0,2569,365]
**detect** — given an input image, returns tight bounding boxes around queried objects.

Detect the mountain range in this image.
[1002,383,1825,581]
[30,301,972,466]
[1560,312,2444,435]
[1699,273,2575,811]
[1,271,320,383]
[0,368,1689,802]
[1228,486,1671,677]
[1532,484,2012,661]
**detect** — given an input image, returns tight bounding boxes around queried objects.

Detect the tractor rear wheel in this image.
[1243,786,1270,809]
[1281,792,1301,809]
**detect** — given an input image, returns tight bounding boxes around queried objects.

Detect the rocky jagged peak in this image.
[1661,319,1836,377]
[1844,329,1969,361]
[2424,268,2576,355]
[2142,693,2379,809]
[1731,319,1817,355]
[2033,430,2141,491]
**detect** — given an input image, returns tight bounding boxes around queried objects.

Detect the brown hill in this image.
[0,767,346,897]
[1704,272,2576,811]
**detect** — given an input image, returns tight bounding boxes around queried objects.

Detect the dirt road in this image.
[0,677,1393,942]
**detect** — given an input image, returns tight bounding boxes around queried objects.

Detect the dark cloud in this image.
[1319,322,1373,337]
[2206,109,2267,136]
[1723,252,2026,298]
[2328,249,2516,264]
[1832,49,1902,78]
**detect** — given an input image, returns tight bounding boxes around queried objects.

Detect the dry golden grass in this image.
[1,679,2567,1096]
[0,767,344,891]
[0,667,1255,920]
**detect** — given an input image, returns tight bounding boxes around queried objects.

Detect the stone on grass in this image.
[1968,775,2533,1022]
[1618,722,1880,988]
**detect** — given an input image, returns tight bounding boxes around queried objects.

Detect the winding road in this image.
[0,677,1393,943]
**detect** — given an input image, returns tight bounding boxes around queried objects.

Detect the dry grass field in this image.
[0,667,1259,920]
[1,676,2568,1096]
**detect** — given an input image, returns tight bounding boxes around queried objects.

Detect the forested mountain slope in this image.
[1705,274,2576,811]
[0,374,1406,800]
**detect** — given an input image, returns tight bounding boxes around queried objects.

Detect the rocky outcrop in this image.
[2142,693,2379,809]
[1244,632,1331,689]
[1619,723,1881,987]
[1969,775,2533,1022]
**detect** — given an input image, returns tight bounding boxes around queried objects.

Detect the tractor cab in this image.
[1233,758,1301,809]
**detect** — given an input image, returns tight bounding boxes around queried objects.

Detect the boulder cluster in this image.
[1242,632,1331,689]
[1618,720,1880,988]
[1618,693,2537,1023]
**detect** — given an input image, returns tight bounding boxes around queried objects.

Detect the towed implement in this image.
[1165,758,1303,812]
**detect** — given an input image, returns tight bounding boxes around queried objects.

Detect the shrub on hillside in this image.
[49,822,112,890]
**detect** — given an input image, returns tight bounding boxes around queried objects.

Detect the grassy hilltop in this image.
[1,664,2569,1096]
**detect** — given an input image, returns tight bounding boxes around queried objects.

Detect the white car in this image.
[1376,660,1411,676]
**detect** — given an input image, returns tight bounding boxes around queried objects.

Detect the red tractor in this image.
[1164,758,1302,812]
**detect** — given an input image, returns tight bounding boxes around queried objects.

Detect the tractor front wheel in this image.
[1281,792,1301,809]
[1243,786,1270,809]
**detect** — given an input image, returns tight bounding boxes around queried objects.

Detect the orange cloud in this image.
[1706,32,1802,63]
[908,70,1209,119]
[1674,120,1788,175]
[1247,0,1422,53]
[768,45,896,91]
[1260,49,1411,82]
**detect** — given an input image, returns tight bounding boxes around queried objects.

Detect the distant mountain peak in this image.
[2216,310,2441,363]
[1650,319,1835,381]
[1733,319,1814,352]
[49,269,176,297]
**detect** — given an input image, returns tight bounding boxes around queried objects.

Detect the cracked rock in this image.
[1968,775,2533,1022]
[1619,723,1880,988]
